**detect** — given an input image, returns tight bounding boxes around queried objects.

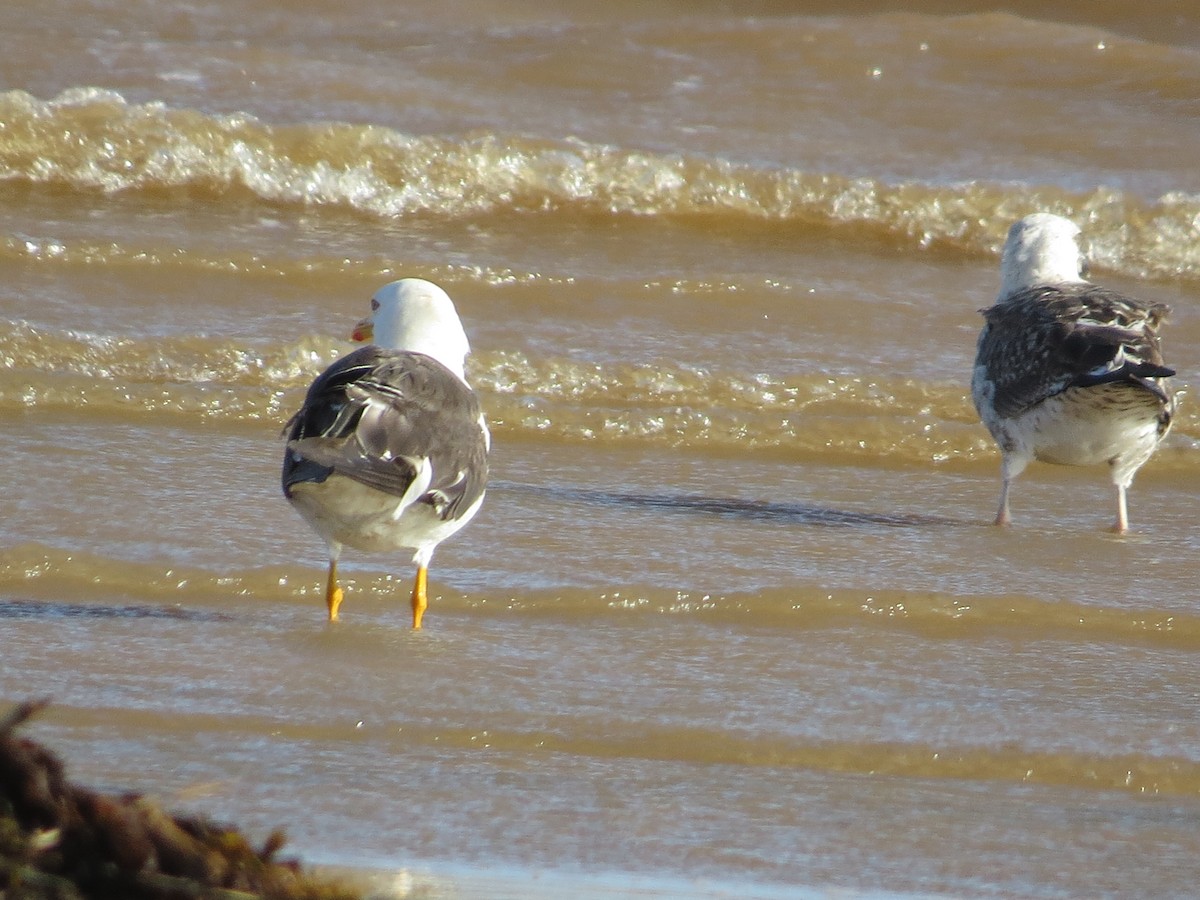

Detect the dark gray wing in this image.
[282,346,488,522]
[976,283,1174,420]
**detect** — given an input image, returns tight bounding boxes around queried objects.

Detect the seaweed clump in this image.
[0,699,362,900]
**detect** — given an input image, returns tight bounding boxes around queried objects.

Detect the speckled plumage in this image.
[971,214,1175,531]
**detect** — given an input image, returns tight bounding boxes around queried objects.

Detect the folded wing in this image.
[977,284,1173,421]
[283,346,488,522]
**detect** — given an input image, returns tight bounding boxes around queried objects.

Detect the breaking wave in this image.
[2,88,1198,281]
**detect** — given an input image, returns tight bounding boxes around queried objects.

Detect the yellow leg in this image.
[411,565,428,630]
[326,560,344,622]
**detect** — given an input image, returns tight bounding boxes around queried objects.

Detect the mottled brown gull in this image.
[971,213,1175,533]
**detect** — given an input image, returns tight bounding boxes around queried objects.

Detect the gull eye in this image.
[371,299,380,311]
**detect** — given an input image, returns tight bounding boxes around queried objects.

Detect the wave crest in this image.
[2,89,1198,280]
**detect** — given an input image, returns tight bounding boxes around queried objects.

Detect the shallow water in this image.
[2,2,1200,897]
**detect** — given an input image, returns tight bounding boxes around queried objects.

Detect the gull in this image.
[971,213,1175,532]
[283,278,489,627]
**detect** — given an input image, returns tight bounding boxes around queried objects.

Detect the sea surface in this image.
[2,2,1200,897]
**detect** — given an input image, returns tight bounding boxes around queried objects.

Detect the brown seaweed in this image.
[0,699,363,900]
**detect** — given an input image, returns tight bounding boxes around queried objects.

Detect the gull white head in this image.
[352,278,472,382]
[998,213,1087,300]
